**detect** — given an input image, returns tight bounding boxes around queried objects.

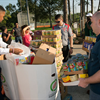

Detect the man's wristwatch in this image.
[70,47,73,49]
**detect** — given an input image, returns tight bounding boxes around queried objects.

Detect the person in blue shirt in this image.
[78,11,100,100]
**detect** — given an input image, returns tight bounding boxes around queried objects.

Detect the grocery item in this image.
[57,61,62,67]
[69,75,78,82]
[75,61,83,71]
[62,63,70,72]
[82,60,88,70]
[69,61,77,72]
[42,38,46,42]
[49,38,53,42]
[62,75,71,83]
[78,74,88,78]
[45,38,48,42]
[53,38,57,42]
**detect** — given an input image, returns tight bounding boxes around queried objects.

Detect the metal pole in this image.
[26,0,30,25]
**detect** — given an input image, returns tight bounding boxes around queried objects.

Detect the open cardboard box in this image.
[33,43,56,64]
[64,69,88,75]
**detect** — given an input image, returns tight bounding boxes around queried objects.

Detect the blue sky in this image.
[0,0,99,14]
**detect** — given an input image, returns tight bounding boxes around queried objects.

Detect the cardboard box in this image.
[64,69,88,75]
[82,40,93,52]
[33,43,56,64]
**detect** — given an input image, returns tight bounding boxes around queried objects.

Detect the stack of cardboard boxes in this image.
[42,30,63,75]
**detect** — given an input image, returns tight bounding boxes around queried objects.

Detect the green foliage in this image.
[0,10,11,27]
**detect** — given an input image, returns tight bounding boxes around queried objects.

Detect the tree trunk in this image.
[73,0,74,23]
[49,12,52,28]
[63,0,68,24]
[68,0,71,26]
[87,0,88,13]
[91,0,93,13]
[49,2,52,28]
[98,0,100,11]
[35,0,37,28]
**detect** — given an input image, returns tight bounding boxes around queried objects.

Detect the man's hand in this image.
[9,48,23,55]
[69,48,73,54]
[78,78,89,88]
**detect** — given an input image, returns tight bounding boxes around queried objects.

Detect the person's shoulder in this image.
[65,23,70,27]
[52,24,58,29]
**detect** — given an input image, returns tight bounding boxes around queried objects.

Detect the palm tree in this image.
[63,0,68,24]
[73,0,74,22]
[91,0,93,13]
[87,0,88,13]
[98,0,100,11]
[68,0,71,26]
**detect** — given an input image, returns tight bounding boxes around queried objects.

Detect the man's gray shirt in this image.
[52,23,73,46]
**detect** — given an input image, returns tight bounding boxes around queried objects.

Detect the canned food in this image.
[76,61,83,71]
[42,38,46,42]
[44,31,46,35]
[62,63,70,72]
[46,38,48,42]
[49,38,53,42]
[53,38,57,42]
[69,61,77,72]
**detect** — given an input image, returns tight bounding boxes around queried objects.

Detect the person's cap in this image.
[86,13,93,17]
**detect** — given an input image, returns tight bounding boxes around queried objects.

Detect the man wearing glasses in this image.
[52,14,73,62]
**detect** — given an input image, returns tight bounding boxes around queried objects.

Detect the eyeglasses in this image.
[27,28,30,30]
[55,21,60,23]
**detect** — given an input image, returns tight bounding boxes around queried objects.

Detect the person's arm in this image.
[3,34,11,42]
[78,70,100,88]
[0,38,8,48]
[22,26,31,36]
[11,29,15,36]
[68,26,73,54]
[87,21,91,30]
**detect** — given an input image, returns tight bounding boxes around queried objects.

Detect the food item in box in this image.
[83,55,88,60]
[42,31,45,35]
[53,38,57,42]
[53,31,57,35]
[76,61,83,71]
[82,60,88,70]
[44,31,46,35]
[92,37,96,42]
[62,63,70,72]
[78,74,88,78]
[71,56,78,62]
[62,75,71,83]
[76,53,83,59]
[57,61,62,67]
[49,38,53,42]
[42,38,46,42]
[85,36,88,40]
[46,31,50,35]
[69,75,78,82]
[69,61,77,72]
[50,31,53,35]
[53,44,58,48]
[46,38,48,42]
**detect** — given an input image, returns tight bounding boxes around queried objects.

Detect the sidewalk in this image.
[64,44,89,100]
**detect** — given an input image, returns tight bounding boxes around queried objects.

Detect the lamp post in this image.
[26,0,30,25]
